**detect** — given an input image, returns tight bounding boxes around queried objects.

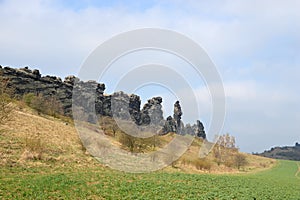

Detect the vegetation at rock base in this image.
[0,72,14,127]
[1,66,298,199]
[23,93,63,117]
[0,66,207,138]
[99,116,160,153]
[0,100,298,199]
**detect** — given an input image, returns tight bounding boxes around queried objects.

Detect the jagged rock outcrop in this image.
[141,97,164,126]
[110,92,144,124]
[173,101,184,134]
[1,66,74,114]
[1,65,207,138]
[184,123,194,135]
[162,101,206,138]
[0,66,162,125]
[110,91,131,120]
[162,101,184,135]
[129,94,142,124]
[72,80,105,122]
[162,116,177,134]
[64,75,79,86]
[193,120,206,139]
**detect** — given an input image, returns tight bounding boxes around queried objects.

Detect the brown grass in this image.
[0,103,276,174]
[0,106,100,169]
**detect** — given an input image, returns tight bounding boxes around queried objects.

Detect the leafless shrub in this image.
[234,153,248,169]
[213,133,238,165]
[193,158,212,171]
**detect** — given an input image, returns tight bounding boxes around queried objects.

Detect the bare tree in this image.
[44,96,63,117]
[234,153,248,169]
[213,133,237,165]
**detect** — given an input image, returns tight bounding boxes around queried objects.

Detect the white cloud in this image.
[223,79,300,152]
[0,0,299,152]
[225,81,257,100]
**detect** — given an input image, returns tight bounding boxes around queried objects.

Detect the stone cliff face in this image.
[141,97,164,126]
[1,66,75,114]
[0,65,206,138]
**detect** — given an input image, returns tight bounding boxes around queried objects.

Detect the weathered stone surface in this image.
[111,91,131,120]
[141,97,164,126]
[173,101,184,134]
[32,69,41,78]
[162,116,177,134]
[162,101,206,138]
[1,65,207,138]
[173,101,182,120]
[64,75,78,86]
[193,120,206,139]
[129,94,142,124]
[2,66,72,114]
[162,101,184,135]
[184,123,194,135]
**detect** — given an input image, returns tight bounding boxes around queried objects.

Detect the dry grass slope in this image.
[0,104,275,174]
[0,106,101,170]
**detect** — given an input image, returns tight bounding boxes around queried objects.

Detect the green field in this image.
[0,160,299,199]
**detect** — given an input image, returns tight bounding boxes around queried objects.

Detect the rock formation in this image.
[0,65,206,138]
[162,116,177,134]
[141,97,164,126]
[173,101,184,134]
[129,94,142,124]
[193,120,206,139]
[161,101,206,138]
[184,123,194,135]
[1,66,74,115]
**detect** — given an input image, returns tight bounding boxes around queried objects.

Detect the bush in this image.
[23,93,35,106]
[23,93,63,117]
[234,153,248,169]
[99,116,119,137]
[118,131,160,153]
[30,94,45,114]
[193,159,212,171]
[224,159,235,168]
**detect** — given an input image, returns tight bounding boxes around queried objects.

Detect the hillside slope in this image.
[0,106,101,170]
[258,144,300,161]
[0,105,275,174]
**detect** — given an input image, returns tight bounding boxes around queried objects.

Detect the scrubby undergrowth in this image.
[0,103,275,174]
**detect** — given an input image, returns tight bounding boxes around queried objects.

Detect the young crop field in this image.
[0,160,299,199]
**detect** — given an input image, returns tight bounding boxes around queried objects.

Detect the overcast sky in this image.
[0,0,299,153]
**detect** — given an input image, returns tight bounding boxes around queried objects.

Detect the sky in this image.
[0,0,299,153]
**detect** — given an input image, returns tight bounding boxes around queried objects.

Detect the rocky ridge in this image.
[257,143,300,161]
[0,65,206,138]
